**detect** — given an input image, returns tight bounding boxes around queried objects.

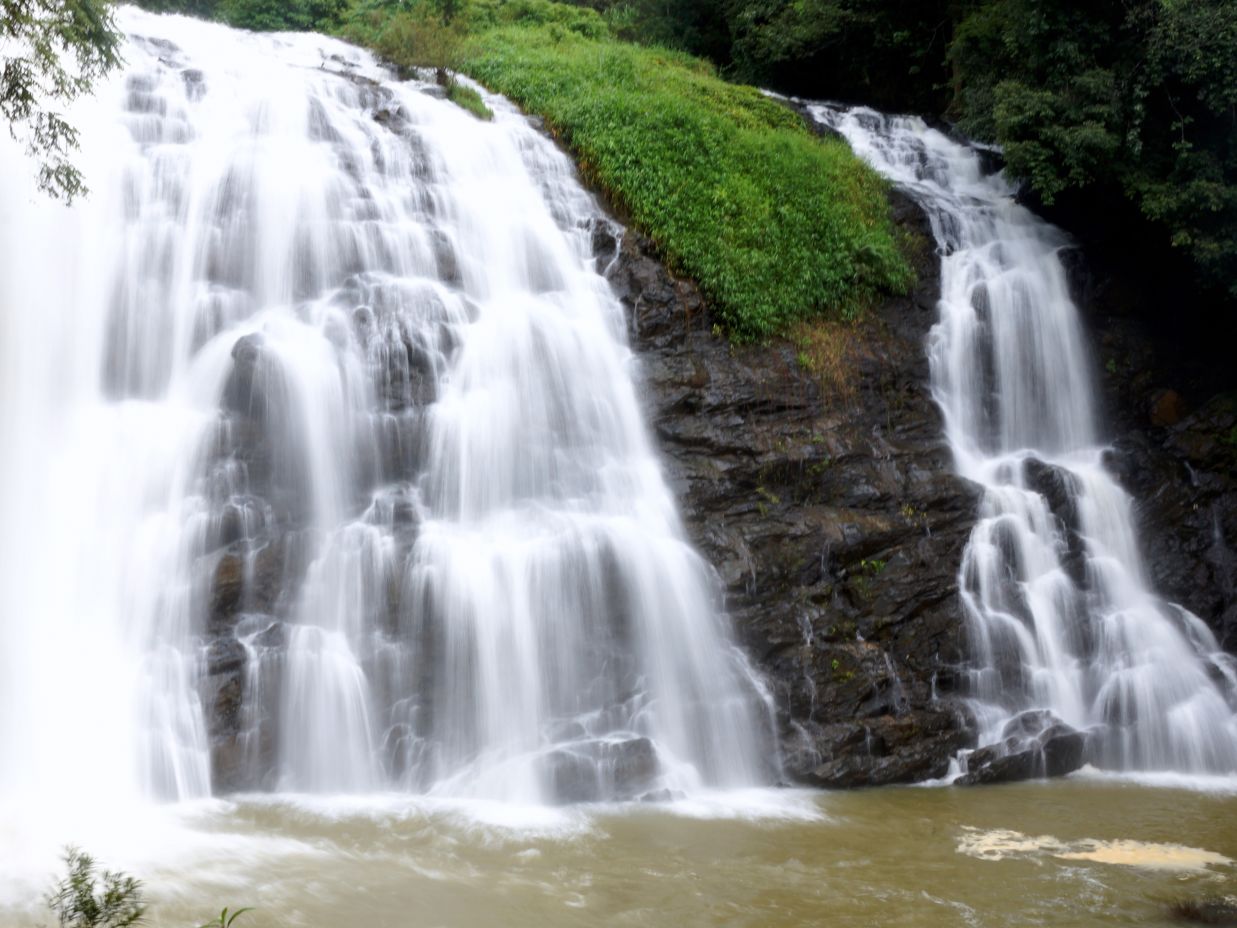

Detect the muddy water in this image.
[5,777,1231,927]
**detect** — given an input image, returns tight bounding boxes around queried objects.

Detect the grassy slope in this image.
[344,0,912,340]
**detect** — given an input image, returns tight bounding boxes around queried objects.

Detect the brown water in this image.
[6,778,1235,927]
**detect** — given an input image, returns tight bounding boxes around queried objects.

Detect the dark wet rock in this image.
[547,737,660,802]
[252,619,286,650]
[1022,457,1088,584]
[181,68,206,101]
[132,35,184,67]
[205,635,247,677]
[1171,896,1237,926]
[590,218,620,270]
[210,552,245,633]
[1083,274,1237,651]
[957,712,1086,785]
[1150,388,1187,428]
[639,787,680,803]
[125,90,167,117]
[1022,458,1079,533]
[200,633,248,792]
[803,710,972,787]
[610,189,982,787]
[222,333,267,419]
[430,229,461,286]
[209,542,285,636]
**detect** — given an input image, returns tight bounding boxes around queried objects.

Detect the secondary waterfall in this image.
[0,7,775,807]
[808,104,1237,774]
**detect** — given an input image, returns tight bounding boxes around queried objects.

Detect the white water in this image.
[809,104,1237,774]
[0,4,776,838]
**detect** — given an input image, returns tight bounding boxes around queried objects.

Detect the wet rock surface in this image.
[604,191,981,787]
[604,171,1236,787]
[957,711,1087,786]
[1075,254,1237,652]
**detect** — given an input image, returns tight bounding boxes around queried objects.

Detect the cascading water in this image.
[808,103,1237,775]
[0,7,776,810]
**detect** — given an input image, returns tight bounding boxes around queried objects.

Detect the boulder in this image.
[957,711,1087,785]
[546,737,660,802]
[1150,389,1187,427]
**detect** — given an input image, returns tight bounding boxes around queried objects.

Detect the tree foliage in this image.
[1,0,122,201]
[135,0,352,33]
[578,0,1237,305]
[950,0,1237,300]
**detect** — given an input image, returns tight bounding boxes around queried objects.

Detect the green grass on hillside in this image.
[447,82,494,120]
[458,24,911,340]
[343,0,912,339]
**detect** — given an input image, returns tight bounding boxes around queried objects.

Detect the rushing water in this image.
[807,104,1237,774]
[0,2,776,834]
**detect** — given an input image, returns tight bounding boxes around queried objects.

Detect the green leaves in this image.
[45,847,145,928]
[44,847,254,928]
[1,0,122,200]
[952,0,1237,303]
[196,907,254,928]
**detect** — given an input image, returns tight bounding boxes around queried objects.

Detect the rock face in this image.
[956,710,1087,786]
[1072,255,1237,652]
[599,185,1236,790]
[601,192,981,787]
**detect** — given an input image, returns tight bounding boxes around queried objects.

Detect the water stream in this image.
[807,103,1237,774]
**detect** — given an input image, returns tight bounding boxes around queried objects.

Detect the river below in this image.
[3,775,1233,926]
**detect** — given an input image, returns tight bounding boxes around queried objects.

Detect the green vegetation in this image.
[446,82,492,120]
[44,847,252,928]
[47,848,144,928]
[567,0,1237,313]
[134,0,350,32]
[949,0,1237,303]
[339,2,493,118]
[457,22,911,338]
[133,0,912,338]
[197,908,254,928]
[1,0,122,201]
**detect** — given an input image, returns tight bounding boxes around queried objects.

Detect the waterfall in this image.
[0,7,775,807]
[808,104,1237,774]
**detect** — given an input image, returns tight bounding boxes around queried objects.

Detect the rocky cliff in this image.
[602,188,1237,789]
[599,193,982,787]
[1082,267,1237,652]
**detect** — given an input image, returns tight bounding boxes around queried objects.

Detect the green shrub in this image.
[46,848,144,928]
[342,1,465,74]
[44,848,252,928]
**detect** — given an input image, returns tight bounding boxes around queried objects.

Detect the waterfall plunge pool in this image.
[1,777,1234,927]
